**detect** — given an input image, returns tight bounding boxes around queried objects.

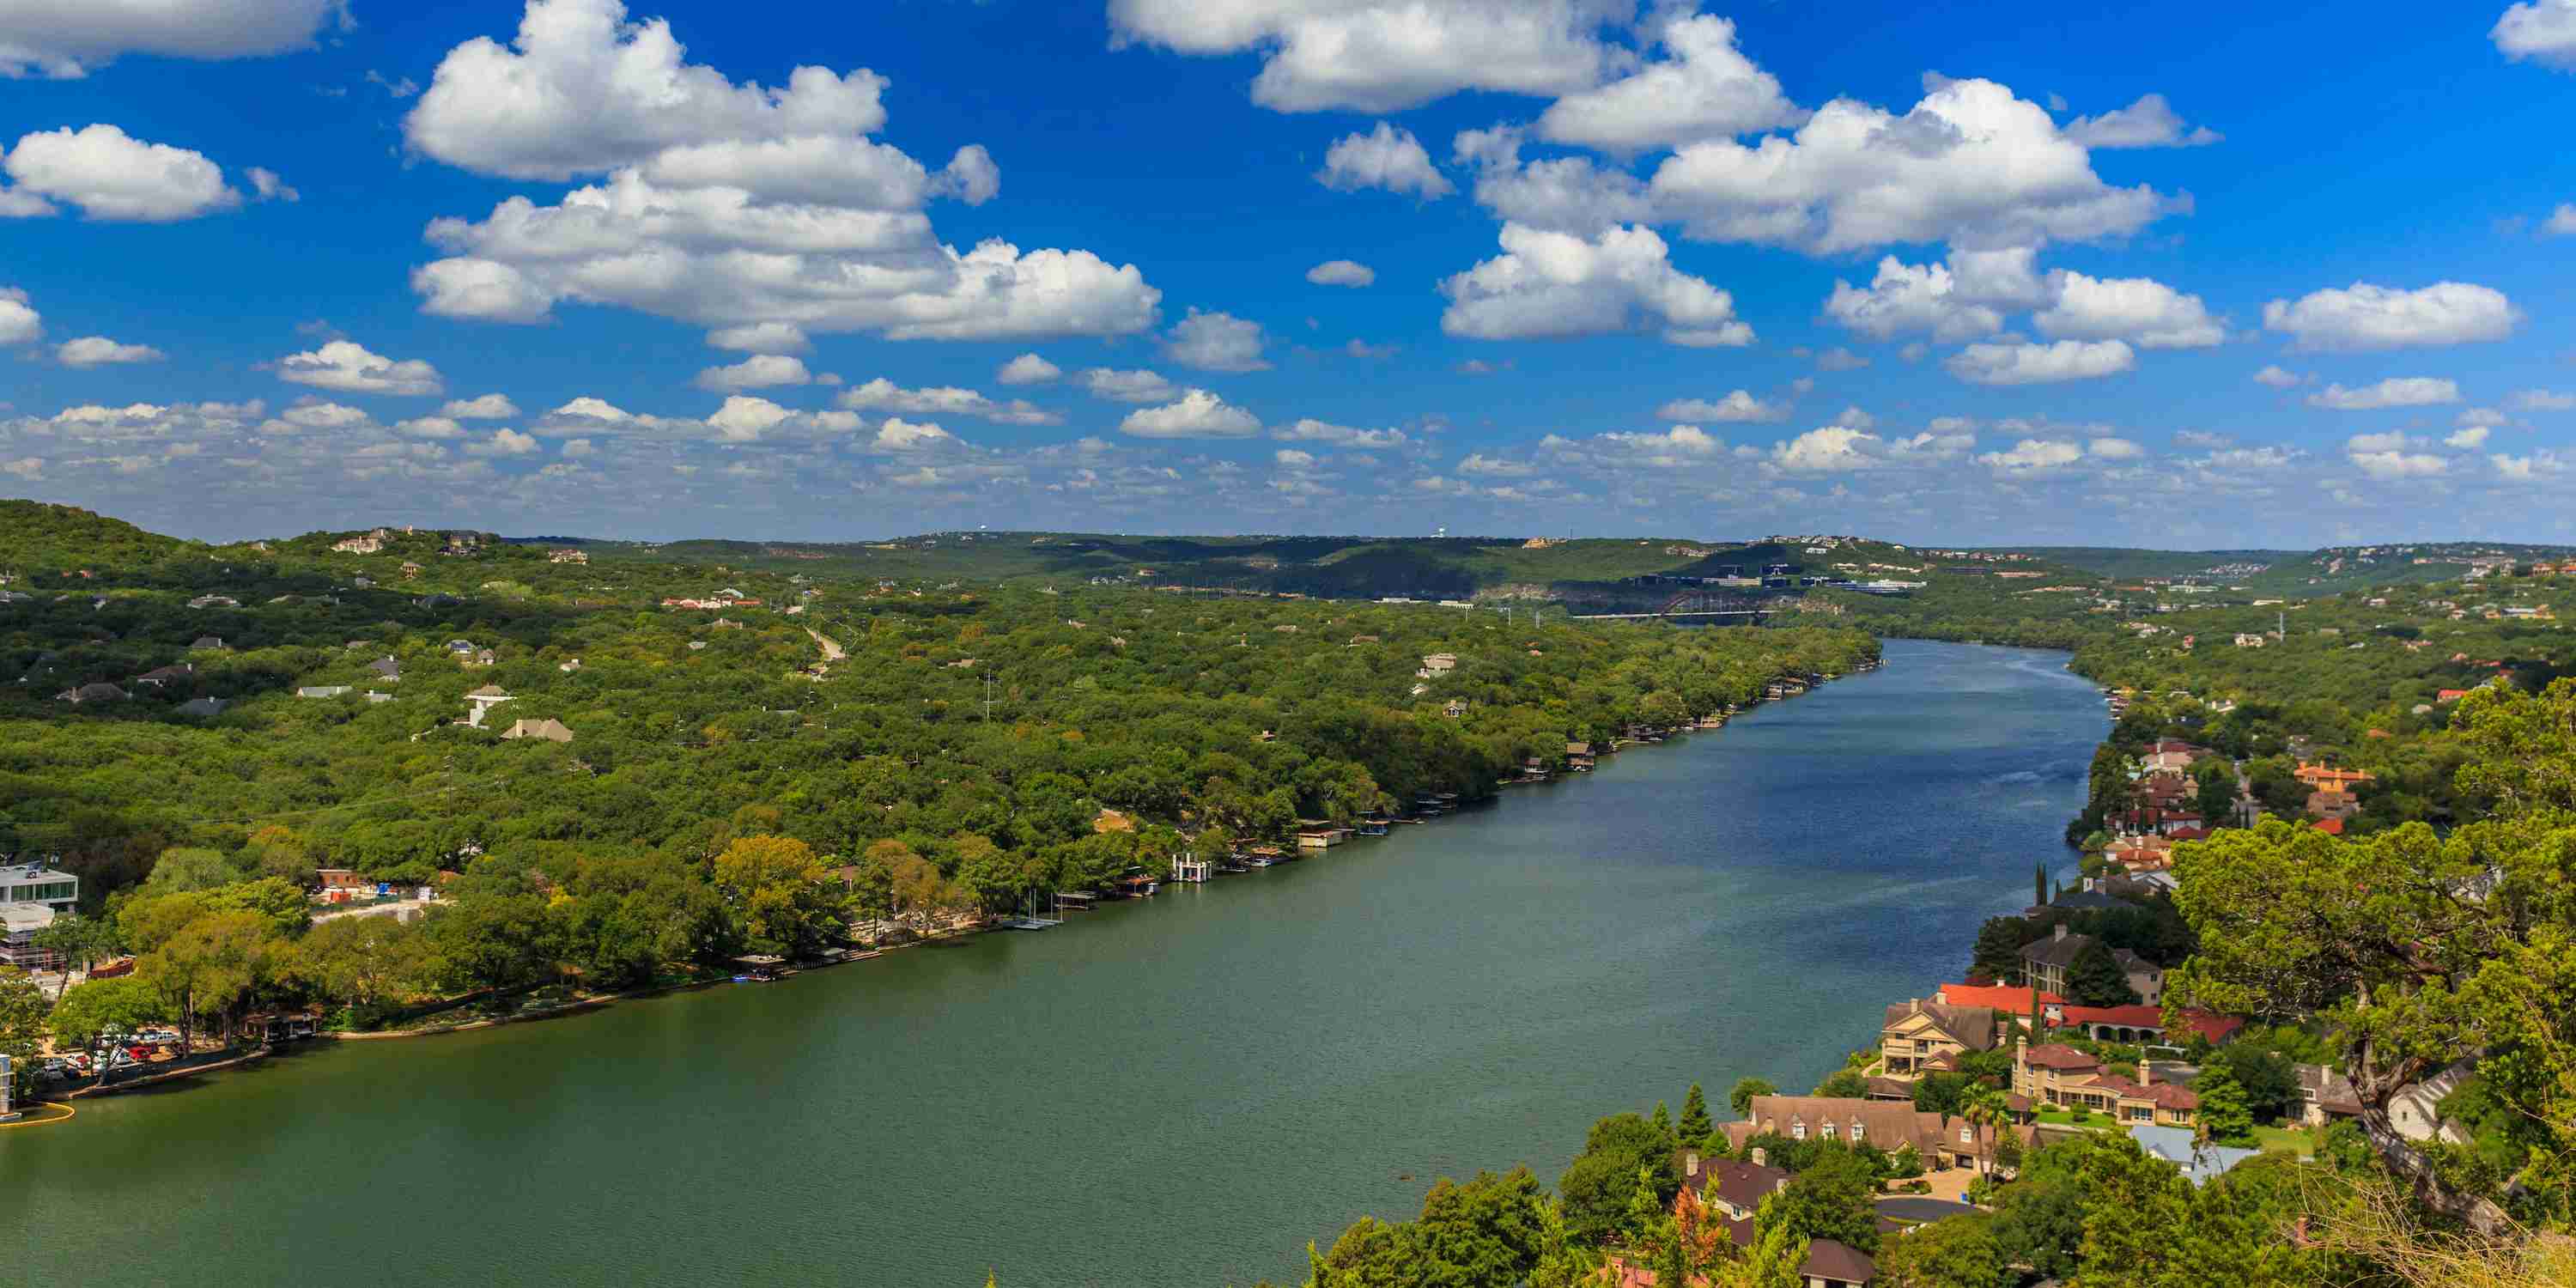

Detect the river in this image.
[3,640,2104,1287]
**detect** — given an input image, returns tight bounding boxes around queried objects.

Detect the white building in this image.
[1,864,76,911]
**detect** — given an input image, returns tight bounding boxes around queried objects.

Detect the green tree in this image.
[1558,1112,1678,1246]
[0,966,47,1101]
[2193,758,2238,829]
[1678,1083,1712,1144]
[1722,1198,1811,1288]
[1758,1145,1880,1254]
[141,847,240,895]
[711,835,844,957]
[2063,938,2140,1008]
[292,915,434,1014]
[1729,1076,1777,1117]
[1912,1072,1971,1117]
[48,975,168,1085]
[1988,1174,2085,1282]
[1412,1168,1553,1288]
[2205,1043,2301,1126]
[1813,1068,1870,1099]
[2192,1064,2257,1146]
[29,914,120,1001]
[140,908,284,1050]
[1969,916,2031,982]
[1873,1213,2008,1288]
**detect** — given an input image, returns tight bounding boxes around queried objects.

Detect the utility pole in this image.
[982,675,996,721]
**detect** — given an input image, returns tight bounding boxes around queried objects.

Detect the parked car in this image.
[136,1028,181,1045]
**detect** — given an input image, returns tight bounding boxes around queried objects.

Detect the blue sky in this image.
[2,0,2573,547]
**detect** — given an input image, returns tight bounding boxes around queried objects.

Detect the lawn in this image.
[2252,1125,2317,1158]
[2032,1108,2119,1132]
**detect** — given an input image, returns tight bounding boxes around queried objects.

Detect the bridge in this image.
[1570,590,1773,623]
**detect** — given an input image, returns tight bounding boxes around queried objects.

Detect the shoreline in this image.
[27,657,1883,1113]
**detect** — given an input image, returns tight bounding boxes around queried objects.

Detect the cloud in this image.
[2060,94,2221,148]
[2,125,244,221]
[1977,439,2087,472]
[275,400,372,430]
[1945,339,2136,386]
[1813,346,1869,371]
[404,1,1157,342]
[2088,437,2145,459]
[707,322,811,353]
[2262,282,2520,350]
[2512,388,2576,411]
[1315,122,1452,198]
[1306,259,1376,288]
[276,340,445,396]
[56,336,163,368]
[1823,257,2004,343]
[694,353,814,392]
[2251,365,2302,388]
[1655,391,1785,422]
[1534,14,1802,152]
[0,289,43,344]
[241,167,298,206]
[393,416,465,440]
[2306,378,2461,410]
[1272,418,1408,448]
[835,377,1059,425]
[1595,424,1724,459]
[1771,425,1885,472]
[997,353,1060,385]
[2546,204,2576,235]
[1440,222,1751,347]
[1455,453,1533,477]
[1118,389,1261,439]
[869,416,958,451]
[2446,425,2492,449]
[1106,0,1628,113]
[2348,447,2448,479]
[2492,450,2566,481]
[2032,270,2223,349]
[465,428,541,456]
[705,395,795,441]
[1273,448,1315,469]
[1078,368,1180,404]
[1643,76,2177,254]
[1164,307,1271,372]
[441,393,520,419]
[2494,0,2576,70]
[0,0,343,79]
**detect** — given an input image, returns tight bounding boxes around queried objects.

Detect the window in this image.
[1850,1121,1864,1142]
[1820,1121,1837,1139]
[1790,1121,1806,1140]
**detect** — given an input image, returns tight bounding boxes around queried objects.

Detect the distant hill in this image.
[0,500,199,570]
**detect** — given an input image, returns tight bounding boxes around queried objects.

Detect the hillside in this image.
[0,499,202,571]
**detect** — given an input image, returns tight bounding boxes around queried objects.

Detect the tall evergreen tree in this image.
[1679,1083,1712,1143]
[2063,938,2141,1008]
[2192,1066,2257,1147]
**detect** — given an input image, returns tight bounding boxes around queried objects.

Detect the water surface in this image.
[3,640,2101,1287]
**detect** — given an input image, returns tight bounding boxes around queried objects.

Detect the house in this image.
[1725,1096,2034,1176]
[1799,1241,1877,1288]
[368,657,403,681]
[131,663,193,689]
[2012,1038,2200,1128]
[297,685,353,699]
[185,594,240,609]
[0,902,63,969]
[2293,1063,2365,1129]
[2017,924,2094,997]
[465,684,514,726]
[56,682,130,704]
[2129,1124,2258,1186]
[548,549,588,564]
[1678,1149,1787,1224]
[1418,653,1459,678]
[501,718,574,744]
[175,696,229,717]
[1880,997,2005,1081]
[190,636,226,650]
[332,535,385,554]
[365,691,394,704]
[445,639,477,656]
[1566,741,1595,770]
[1,864,78,912]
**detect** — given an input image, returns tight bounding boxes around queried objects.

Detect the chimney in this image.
[2053,923,2069,941]
[1685,1151,1700,1178]
[2142,1063,2154,1088]
[1750,1145,1767,1169]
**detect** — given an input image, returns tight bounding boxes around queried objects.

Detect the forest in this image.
[0,502,1875,1061]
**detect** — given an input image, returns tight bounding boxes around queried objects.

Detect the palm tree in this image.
[1959,1084,2014,1174]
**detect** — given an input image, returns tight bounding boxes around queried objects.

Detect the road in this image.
[312,897,435,924]
[806,628,847,662]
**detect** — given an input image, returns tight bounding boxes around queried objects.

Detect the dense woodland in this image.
[0,503,1873,1059]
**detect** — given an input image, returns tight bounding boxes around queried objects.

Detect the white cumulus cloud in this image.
[441,393,520,419]
[0,0,344,79]
[1164,308,1271,372]
[1655,390,1785,422]
[1306,259,1376,288]
[2252,365,2302,389]
[1107,0,1631,113]
[2494,0,2576,70]
[2060,94,2221,149]
[2033,270,2223,349]
[1823,257,2004,343]
[695,353,812,391]
[1316,122,1453,198]
[1978,439,2087,472]
[996,352,1060,385]
[1078,368,1180,404]
[835,377,1059,425]
[707,322,811,354]
[1945,340,2136,386]
[2306,378,2461,410]
[2263,282,2520,351]
[1441,222,1750,347]
[1534,14,1802,152]
[55,336,162,367]
[1119,389,1261,439]
[1273,419,1408,448]
[3,124,245,222]
[275,340,445,396]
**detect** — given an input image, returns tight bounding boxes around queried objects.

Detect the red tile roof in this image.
[1938,982,2063,1014]
[2023,1043,2100,1071]
[2313,818,2345,835]
[2058,1003,2165,1029]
